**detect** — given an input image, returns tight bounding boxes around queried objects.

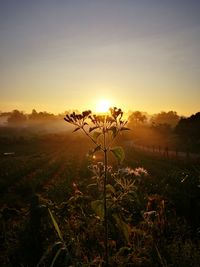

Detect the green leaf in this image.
[110,146,125,163]
[109,126,117,137]
[48,208,63,242]
[106,184,116,198]
[113,214,130,243]
[91,200,104,220]
[106,184,116,194]
[92,131,101,141]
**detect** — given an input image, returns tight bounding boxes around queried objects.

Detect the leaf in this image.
[92,131,101,141]
[106,184,116,194]
[89,145,101,155]
[89,126,98,132]
[120,127,130,131]
[110,146,125,163]
[73,127,80,132]
[94,145,101,152]
[91,200,104,220]
[50,248,63,267]
[36,246,52,267]
[113,214,130,243]
[48,208,63,242]
[106,184,116,198]
[116,246,131,256]
[109,126,117,137]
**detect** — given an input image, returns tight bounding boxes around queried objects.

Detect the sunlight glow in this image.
[96,100,111,113]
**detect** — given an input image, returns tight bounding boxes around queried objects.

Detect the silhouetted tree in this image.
[7,110,27,124]
[28,109,56,121]
[151,111,180,128]
[175,112,200,151]
[29,109,38,120]
[0,112,12,117]
[128,111,147,126]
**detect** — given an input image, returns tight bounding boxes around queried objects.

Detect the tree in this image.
[29,109,56,121]
[7,110,27,124]
[128,111,147,126]
[151,111,180,128]
[175,112,200,151]
[29,109,38,120]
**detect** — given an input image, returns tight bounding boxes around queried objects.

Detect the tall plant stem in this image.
[103,127,108,267]
[104,148,108,267]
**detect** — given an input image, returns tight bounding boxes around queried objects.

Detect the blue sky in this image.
[0,0,200,115]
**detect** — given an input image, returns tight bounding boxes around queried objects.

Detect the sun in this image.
[96,99,111,113]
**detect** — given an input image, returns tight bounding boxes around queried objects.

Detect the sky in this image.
[0,0,200,115]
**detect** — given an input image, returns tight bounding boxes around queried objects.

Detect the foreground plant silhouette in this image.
[64,107,129,266]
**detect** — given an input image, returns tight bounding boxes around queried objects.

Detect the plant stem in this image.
[82,127,99,147]
[104,148,108,267]
[103,126,108,267]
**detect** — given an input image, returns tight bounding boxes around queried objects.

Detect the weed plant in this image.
[63,107,129,266]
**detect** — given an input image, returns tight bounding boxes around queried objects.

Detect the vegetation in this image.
[63,107,129,266]
[0,108,200,267]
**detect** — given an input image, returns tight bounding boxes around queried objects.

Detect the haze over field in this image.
[0,0,200,115]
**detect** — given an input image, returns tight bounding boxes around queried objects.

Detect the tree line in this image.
[127,111,200,153]
[0,109,63,124]
[1,109,200,152]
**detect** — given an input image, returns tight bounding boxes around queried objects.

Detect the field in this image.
[0,130,200,267]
